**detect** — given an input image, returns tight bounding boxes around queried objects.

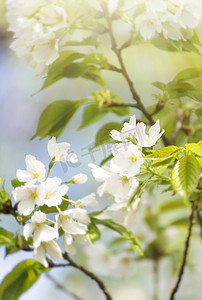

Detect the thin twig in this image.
[153,260,159,300]
[46,273,82,300]
[63,253,112,300]
[108,102,138,109]
[197,211,202,239]
[103,4,170,147]
[170,201,197,300]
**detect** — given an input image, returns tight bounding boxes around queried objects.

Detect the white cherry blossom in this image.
[24,211,58,247]
[134,12,162,40]
[34,240,62,268]
[136,120,164,147]
[110,115,137,142]
[38,177,68,207]
[55,208,90,236]
[110,142,144,177]
[47,137,78,163]
[12,184,43,215]
[75,193,98,207]
[17,154,46,184]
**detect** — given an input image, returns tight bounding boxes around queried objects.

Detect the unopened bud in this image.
[72,174,88,184]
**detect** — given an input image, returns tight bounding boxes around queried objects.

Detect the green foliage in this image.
[91,217,143,255]
[0,228,32,256]
[145,146,184,159]
[11,179,24,188]
[151,33,201,54]
[40,51,107,91]
[0,260,48,300]
[171,154,201,201]
[40,199,68,214]
[79,103,108,129]
[93,122,122,148]
[32,100,85,139]
[87,221,101,245]
[173,67,202,82]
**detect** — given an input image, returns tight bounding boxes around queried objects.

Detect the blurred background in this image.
[0,0,202,299]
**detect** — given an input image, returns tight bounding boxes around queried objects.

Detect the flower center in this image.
[128,153,137,162]
[32,171,39,178]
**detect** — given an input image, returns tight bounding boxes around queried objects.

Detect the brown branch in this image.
[170,201,197,300]
[63,253,112,300]
[153,260,159,300]
[103,4,170,147]
[108,102,138,109]
[197,211,202,239]
[46,273,82,300]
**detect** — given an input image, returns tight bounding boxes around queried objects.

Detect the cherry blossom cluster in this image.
[89,114,164,230]
[12,137,96,267]
[133,0,202,41]
[6,0,202,75]
[6,0,68,75]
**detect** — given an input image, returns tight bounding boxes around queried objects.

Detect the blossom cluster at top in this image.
[6,0,202,75]
[12,137,96,267]
[133,0,202,41]
[6,0,68,75]
[89,114,164,230]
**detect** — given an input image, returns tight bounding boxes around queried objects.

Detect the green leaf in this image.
[40,51,85,91]
[145,146,184,159]
[87,221,100,245]
[186,142,202,157]
[195,108,202,116]
[171,155,201,201]
[79,103,107,129]
[186,90,202,103]
[91,217,143,255]
[31,100,84,139]
[173,67,202,82]
[93,122,122,148]
[151,35,200,54]
[40,51,106,91]
[108,106,130,116]
[11,179,24,188]
[0,228,32,256]
[0,260,48,300]
[40,199,68,214]
[151,157,175,175]
[100,154,113,166]
[152,81,166,90]
[0,228,14,247]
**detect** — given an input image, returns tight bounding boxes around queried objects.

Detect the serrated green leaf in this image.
[79,103,107,129]
[186,142,202,157]
[145,146,184,159]
[0,260,48,300]
[31,100,84,139]
[151,157,174,174]
[93,122,122,148]
[171,155,201,201]
[91,217,143,255]
[173,67,202,82]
